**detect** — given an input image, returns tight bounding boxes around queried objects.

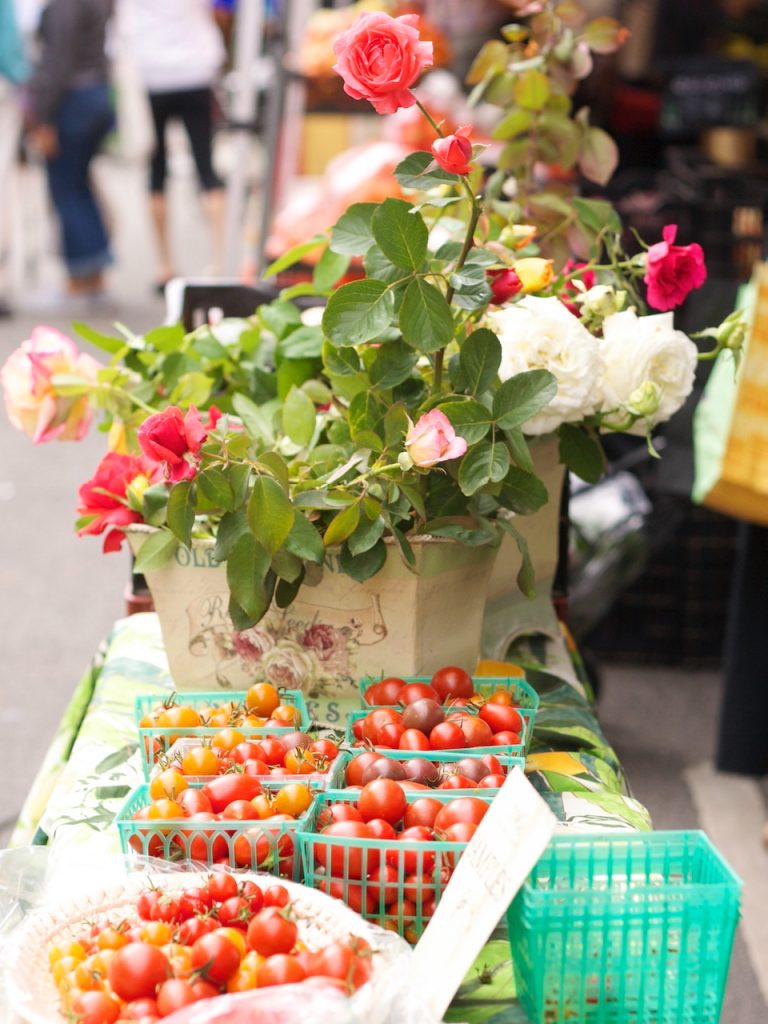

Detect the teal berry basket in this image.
[506,831,742,1024]
[344,708,529,759]
[298,788,495,942]
[134,689,310,778]
[116,781,319,879]
[333,748,524,792]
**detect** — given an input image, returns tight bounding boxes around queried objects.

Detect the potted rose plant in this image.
[2,7,745,720]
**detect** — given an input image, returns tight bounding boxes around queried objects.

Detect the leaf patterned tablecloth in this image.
[8,612,651,1022]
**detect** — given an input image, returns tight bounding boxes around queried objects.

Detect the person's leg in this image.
[0,83,22,313]
[47,84,114,291]
[716,522,768,775]
[178,88,225,272]
[147,92,173,286]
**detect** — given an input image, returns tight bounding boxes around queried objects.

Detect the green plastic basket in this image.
[135,690,310,777]
[116,781,318,879]
[298,789,494,941]
[360,673,539,715]
[506,831,742,1024]
[334,748,523,792]
[345,707,531,757]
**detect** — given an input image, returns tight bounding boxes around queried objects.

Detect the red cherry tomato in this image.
[190,932,242,985]
[479,703,523,735]
[246,908,298,956]
[376,722,405,747]
[479,773,507,788]
[364,678,406,705]
[357,779,407,826]
[446,711,493,748]
[365,817,398,841]
[345,752,381,787]
[155,979,198,1017]
[431,666,474,701]
[107,943,170,1002]
[389,825,436,874]
[71,992,121,1024]
[202,775,263,813]
[317,802,364,827]
[398,683,441,706]
[398,729,431,751]
[257,953,306,987]
[176,788,213,816]
[315,821,377,878]
[318,878,374,914]
[490,730,522,747]
[263,884,290,908]
[206,871,238,902]
[439,774,478,789]
[403,796,443,829]
[429,721,466,750]
[434,797,489,832]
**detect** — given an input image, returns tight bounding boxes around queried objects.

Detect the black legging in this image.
[148,87,223,194]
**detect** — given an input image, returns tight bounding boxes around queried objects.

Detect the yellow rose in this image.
[512,257,553,293]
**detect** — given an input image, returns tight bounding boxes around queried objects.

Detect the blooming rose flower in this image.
[332,12,433,115]
[598,309,698,433]
[431,125,473,175]
[644,224,707,312]
[77,451,161,552]
[138,405,209,482]
[262,642,316,690]
[487,296,603,435]
[487,268,523,305]
[1,326,101,443]
[512,257,554,293]
[405,409,467,466]
[561,259,597,315]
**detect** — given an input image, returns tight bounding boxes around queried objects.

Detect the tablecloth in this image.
[8,612,652,1023]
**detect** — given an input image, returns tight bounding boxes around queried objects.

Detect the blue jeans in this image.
[46,84,114,278]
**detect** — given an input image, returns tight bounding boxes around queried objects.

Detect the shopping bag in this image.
[693,262,768,524]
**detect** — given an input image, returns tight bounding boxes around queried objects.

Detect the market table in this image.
[8,612,651,1023]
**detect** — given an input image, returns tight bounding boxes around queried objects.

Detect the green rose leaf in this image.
[166,480,196,546]
[348,515,386,556]
[458,440,511,496]
[504,428,534,473]
[133,530,178,573]
[393,151,459,191]
[329,202,377,256]
[142,483,170,527]
[272,548,303,583]
[497,466,549,515]
[559,423,605,483]
[400,279,454,353]
[282,385,317,447]
[275,572,305,609]
[227,533,272,621]
[363,244,404,285]
[323,279,395,347]
[492,108,533,141]
[339,538,388,581]
[349,390,385,445]
[196,468,234,512]
[421,516,499,546]
[514,69,551,111]
[232,393,276,445]
[313,247,350,291]
[284,513,325,564]
[370,340,418,389]
[572,196,622,235]
[324,501,361,547]
[439,398,493,445]
[497,518,536,599]
[276,325,323,360]
[263,234,325,276]
[371,198,428,271]
[72,321,125,354]
[492,369,557,429]
[384,403,410,448]
[247,475,295,554]
[459,329,502,395]
[276,358,317,400]
[579,126,619,186]
[213,508,249,563]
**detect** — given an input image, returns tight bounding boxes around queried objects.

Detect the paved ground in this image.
[0,149,766,1021]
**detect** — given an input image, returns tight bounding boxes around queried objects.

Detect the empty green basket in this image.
[506,830,742,1024]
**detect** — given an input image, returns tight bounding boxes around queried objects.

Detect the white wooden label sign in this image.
[410,767,557,1021]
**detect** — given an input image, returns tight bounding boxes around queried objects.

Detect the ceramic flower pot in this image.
[482,436,566,660]
[126,529,498,725]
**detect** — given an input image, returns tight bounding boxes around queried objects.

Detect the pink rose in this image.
[332,12,433,115]
[138,405,208,482]
[644,224,707,312]
[1,326,101,443]
[77,452,160,552]
[487,268,523,305]
[431,125,473,175]
[405,409,467,467]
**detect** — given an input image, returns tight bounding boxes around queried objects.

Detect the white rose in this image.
[598,309,698,434]
[487,296,603,435]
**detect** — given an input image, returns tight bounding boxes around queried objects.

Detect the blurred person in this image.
[26,0,114,300]
[117,0,226,290]
[0,0,29,317]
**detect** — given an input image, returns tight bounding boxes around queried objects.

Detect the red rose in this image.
[137,405,208,482]
[487,268,523,305]
[644,224,707,312]
[431,126,473,175]
[561,260,597,316]
[77,452,159,552]
[332,12,433,115]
